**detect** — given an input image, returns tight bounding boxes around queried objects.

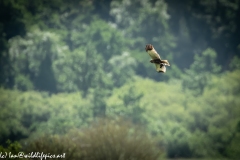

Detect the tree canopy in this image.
[0,0,239,159]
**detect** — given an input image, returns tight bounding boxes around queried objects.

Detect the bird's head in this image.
[145,44,153,52]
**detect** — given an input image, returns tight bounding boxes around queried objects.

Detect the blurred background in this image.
[0,0,240,159]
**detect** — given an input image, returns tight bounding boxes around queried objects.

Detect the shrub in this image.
[23,118,165,160]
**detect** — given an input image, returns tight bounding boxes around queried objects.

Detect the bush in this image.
[23,118,165,160]
[0,140,25,160]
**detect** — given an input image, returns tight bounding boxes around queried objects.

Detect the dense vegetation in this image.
[0,0,240,159]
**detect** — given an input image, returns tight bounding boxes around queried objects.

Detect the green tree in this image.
[0,0,27,88]
[186,69,240,158]
[0,89,50,144]
[182,48,221,95]
[110,0,177,80]
[8,9,133,93]
[167,0,240,69]
[8,29,65,92]
[108,52,137,87]
[106,82,147,124]
[37,92,93,134]
[0,140,25,160]
[0,89,24,144]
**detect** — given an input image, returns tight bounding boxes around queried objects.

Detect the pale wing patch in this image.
[155,64,166,73]
[148,50,161,60]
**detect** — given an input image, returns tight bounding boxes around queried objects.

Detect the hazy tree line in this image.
[0,0,240,159]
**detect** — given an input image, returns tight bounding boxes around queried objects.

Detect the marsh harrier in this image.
[145,44,170,73]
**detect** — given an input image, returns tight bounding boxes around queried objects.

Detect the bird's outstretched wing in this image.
[145,44,161,60]
[155,63,166,73]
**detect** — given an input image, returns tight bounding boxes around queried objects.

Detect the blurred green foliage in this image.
[23,119,164,160]
[0,0,240,159]
[0,140,25,160]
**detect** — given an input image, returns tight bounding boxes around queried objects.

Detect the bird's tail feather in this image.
[155,64,166,73]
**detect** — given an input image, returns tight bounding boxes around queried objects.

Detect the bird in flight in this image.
[145,44,170,73]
